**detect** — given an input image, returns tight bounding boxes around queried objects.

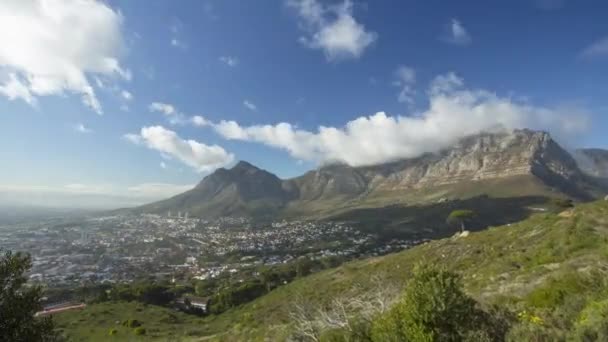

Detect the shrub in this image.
[108,328,118,336]
[133,327,146,336]
[370,265,509,342]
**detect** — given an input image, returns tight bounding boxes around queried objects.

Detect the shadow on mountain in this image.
[329,195,553,242]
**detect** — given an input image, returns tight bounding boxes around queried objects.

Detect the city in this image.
[0,213,425,289]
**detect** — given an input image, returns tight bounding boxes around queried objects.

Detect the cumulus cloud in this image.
[124,126,234,172]
[287,0,377,61]
[211,73,589,167]
[580,37,608,59]
[74,123,93,134]
[393,66,416,105]
[219,56,239,67]
[442,19,472,46]
[243,100,257,111]
[0,0,129,114]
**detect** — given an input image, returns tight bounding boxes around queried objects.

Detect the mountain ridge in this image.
[132,129,608,218]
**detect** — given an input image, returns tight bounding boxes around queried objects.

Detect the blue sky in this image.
[1,0,607,208]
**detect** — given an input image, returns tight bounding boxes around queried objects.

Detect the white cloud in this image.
[393,66,416,105]
[149,101,197,125]
[160,161,167,169]
[125,125,234,172]
[121,90,133,101]
[212,73,589,167]
[243,100,257,111]
[219,56,239,67]
[442,19,472,46]
[191,115,210,127]
[0,0,129,114]
[287,0,377,61]
[74,123,93,134]
[149,102,176,115]
[580,37,608,59]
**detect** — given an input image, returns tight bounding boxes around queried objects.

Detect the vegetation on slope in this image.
[54,199,608,341]
[201,199,608,340]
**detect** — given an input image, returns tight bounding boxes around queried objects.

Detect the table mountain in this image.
[131,129,607,218]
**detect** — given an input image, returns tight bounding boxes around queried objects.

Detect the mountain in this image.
[133,161,296,218]
[132,129,607,219]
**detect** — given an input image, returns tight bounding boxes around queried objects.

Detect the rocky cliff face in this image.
[134,129,603,218]
[291,129,590,200]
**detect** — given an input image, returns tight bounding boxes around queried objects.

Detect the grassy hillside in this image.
[203,199,608,340]
[54,301,209,341]
[56,199,608,341]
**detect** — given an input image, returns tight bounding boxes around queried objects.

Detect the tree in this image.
[0,250,59,342]
[447,209,476,233]
[370,265,507,342]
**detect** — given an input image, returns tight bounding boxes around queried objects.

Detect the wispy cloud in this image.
[287,0,377,61]
[393,66,416,105]
[219,56,239,67]
[74,123,93,134]
[121,90,133,101]
[169,19,187,49]
[580,37,608,59]
[441,19,472,46]
[243,100,258,111]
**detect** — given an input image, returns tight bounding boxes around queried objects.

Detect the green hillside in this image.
[56,199,608,341]
[53,301,209,341]
[203,199,608,340]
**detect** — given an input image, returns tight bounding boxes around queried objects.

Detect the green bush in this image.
[370,265,509,342]
[108,328,118,336]
[133,327,146,335]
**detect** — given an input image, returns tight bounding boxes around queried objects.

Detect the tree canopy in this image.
[0,250,59,342]
[447,209,476,232]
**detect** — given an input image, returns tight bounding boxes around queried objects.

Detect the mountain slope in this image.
[199,199,608,340]
[132,129,606,219]
[134,161,296,218]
